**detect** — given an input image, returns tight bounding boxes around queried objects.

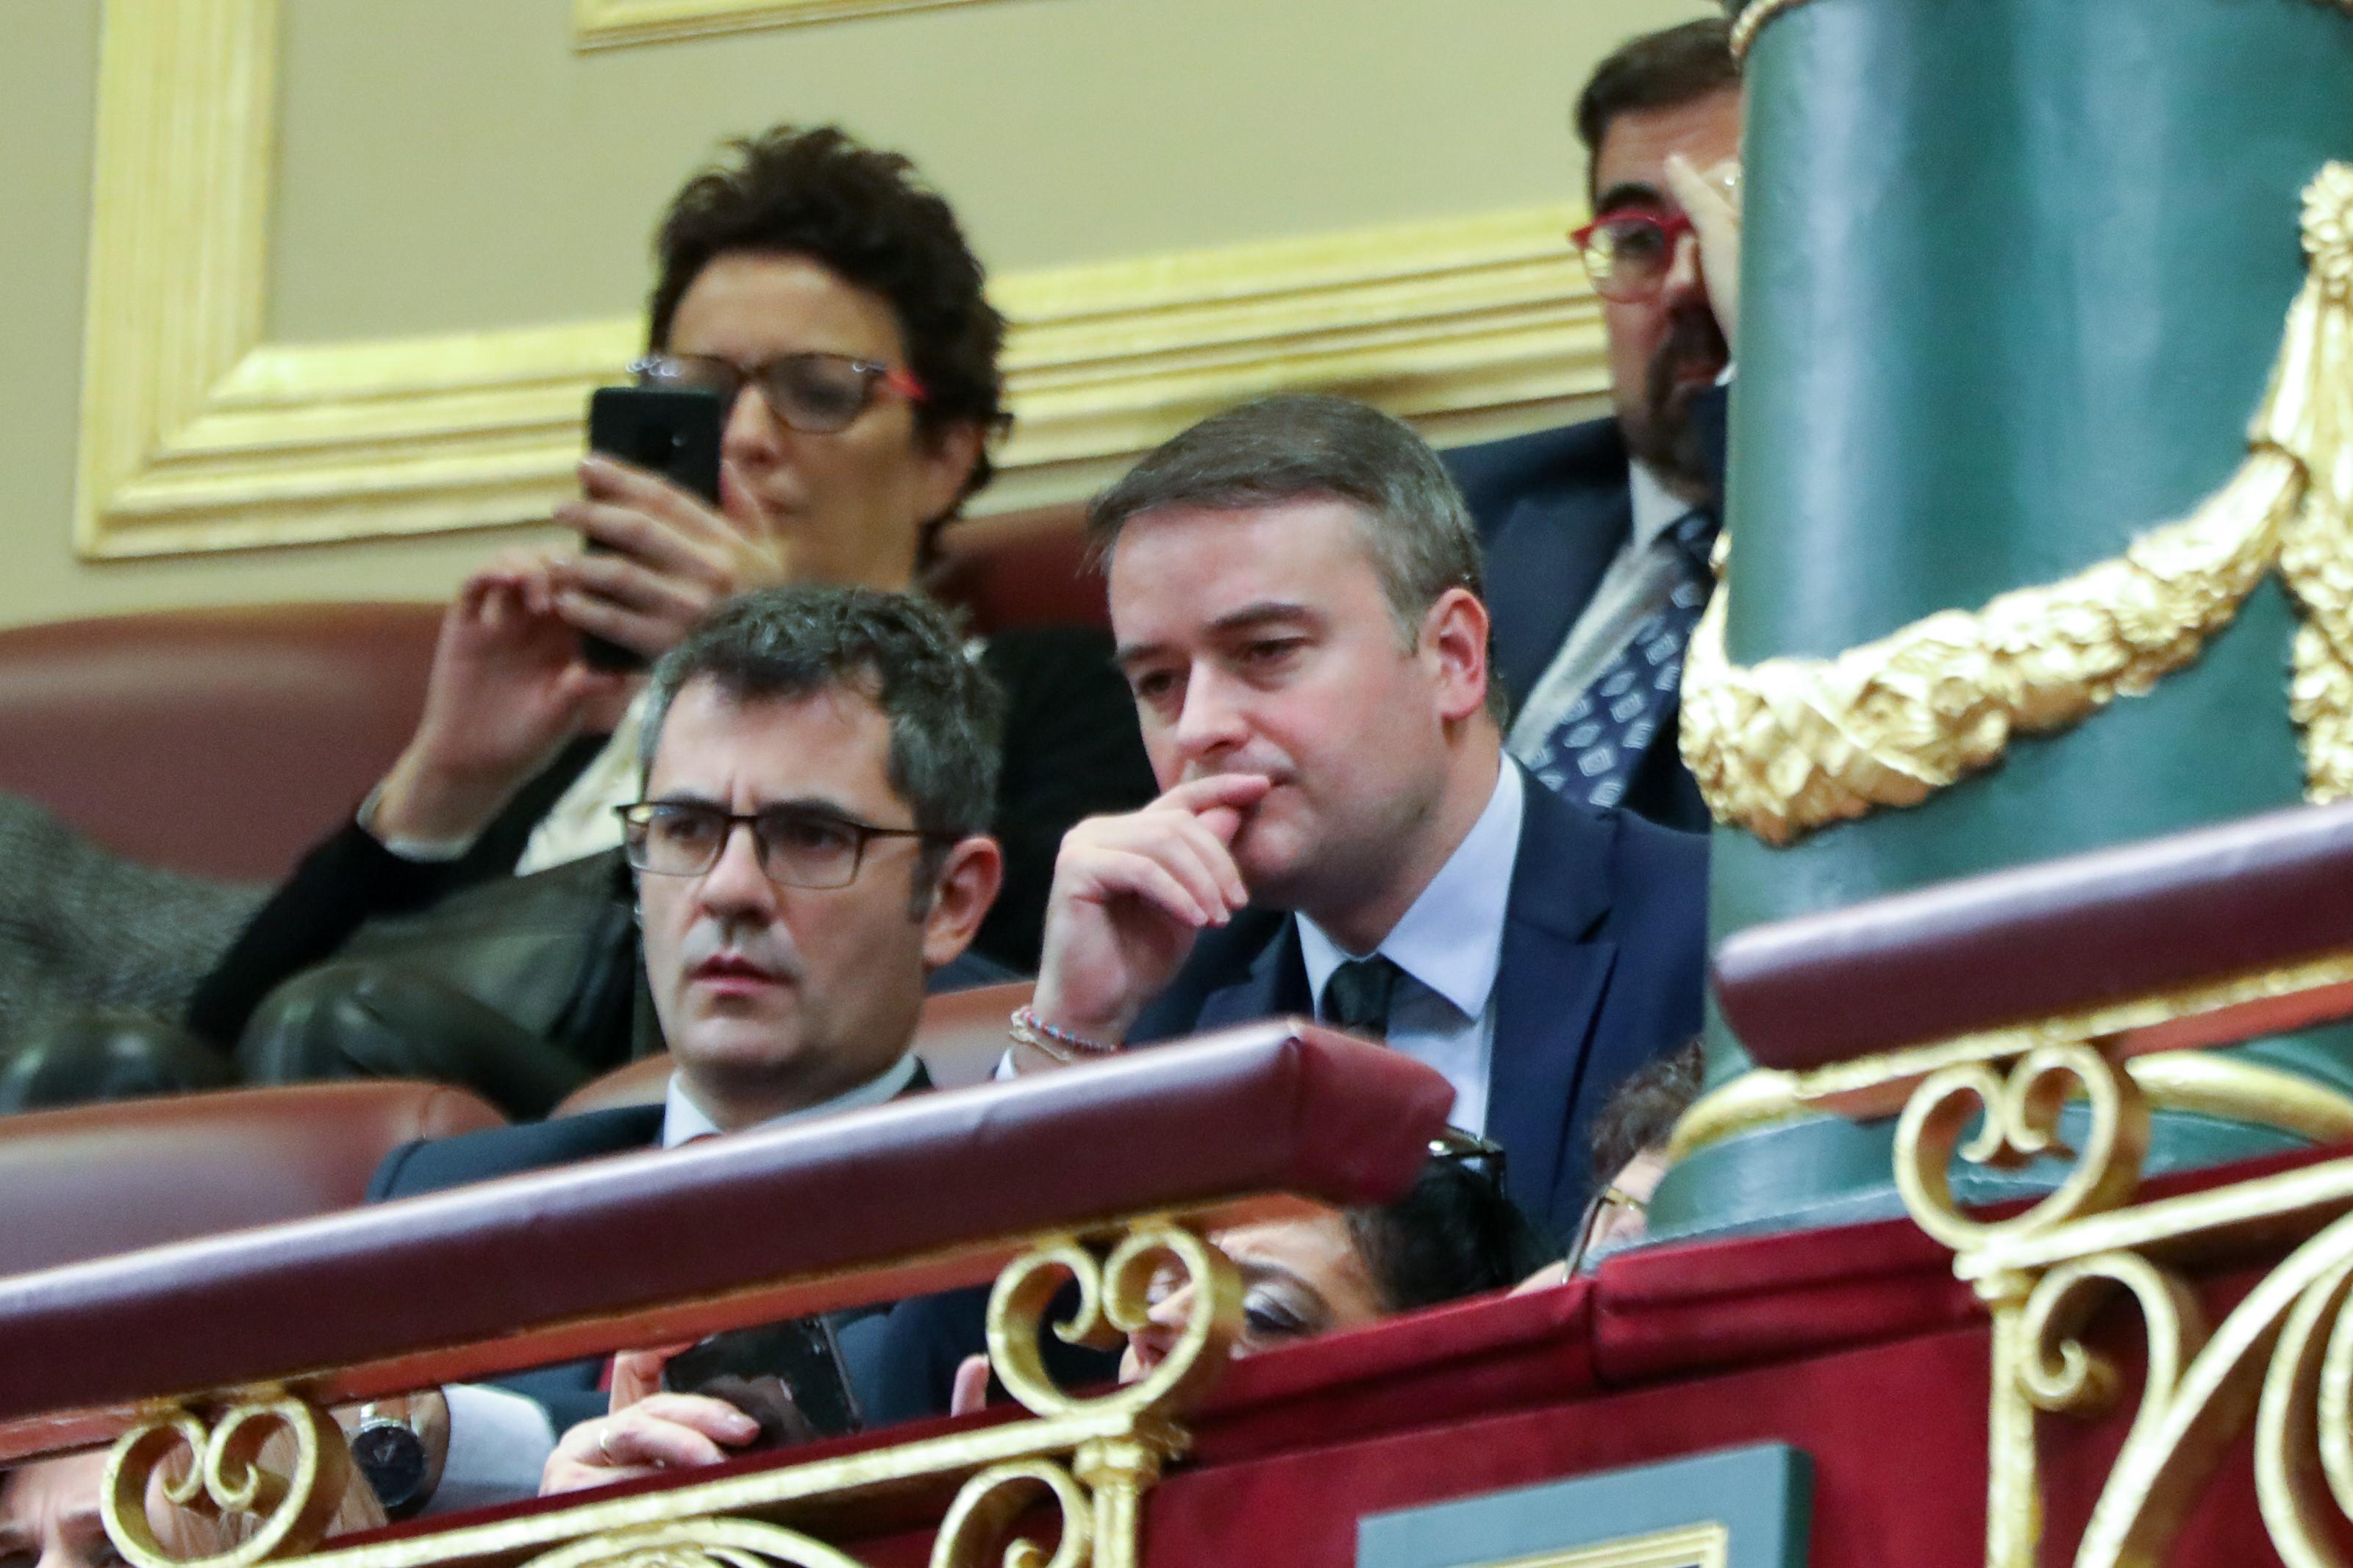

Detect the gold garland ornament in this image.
[1680,163,2353,846]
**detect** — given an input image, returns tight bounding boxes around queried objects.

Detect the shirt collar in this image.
[661,1051,920,1147]
[1296,762,1524,1022]
[1627,459,1697,552]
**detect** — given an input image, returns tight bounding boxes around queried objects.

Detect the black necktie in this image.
[1321,956,1402,1041]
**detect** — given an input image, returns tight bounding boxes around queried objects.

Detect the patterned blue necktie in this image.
[1528,510,1718,811]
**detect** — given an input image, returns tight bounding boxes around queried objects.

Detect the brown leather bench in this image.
[0,506,1093,883]
[0,1080,503,1278]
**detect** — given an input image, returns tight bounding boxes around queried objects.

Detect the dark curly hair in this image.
[646,125,1010,511]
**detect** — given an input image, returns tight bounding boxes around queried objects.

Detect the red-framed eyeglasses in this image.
[1568,207,1699,303]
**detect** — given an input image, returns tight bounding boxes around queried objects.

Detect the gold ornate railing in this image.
[1886,1030,2353,1567]
[0,1027,1453,1568]
[96,1214,1241,1568]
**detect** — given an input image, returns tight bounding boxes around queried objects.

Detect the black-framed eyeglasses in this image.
[629,351,928,434]
[1429,1127,1507,1190]
[615,801,954,889]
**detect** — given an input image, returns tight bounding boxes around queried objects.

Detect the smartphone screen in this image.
[579,385,727,671]
[660,1318,864,1442]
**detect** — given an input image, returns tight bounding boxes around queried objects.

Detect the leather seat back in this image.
[0,506,1093,883]
[0,1081,504,1276]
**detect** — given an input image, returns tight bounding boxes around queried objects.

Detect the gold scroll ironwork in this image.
[1681,162,2353,846]
[1885,1017,2353,1567]
[102,1395,356,1568]
[98,1217,1239,1568]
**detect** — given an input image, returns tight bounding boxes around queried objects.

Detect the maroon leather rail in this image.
[1713,798,2353,1070]
[0,1023,1449,1429]
[0,1081,504,1277]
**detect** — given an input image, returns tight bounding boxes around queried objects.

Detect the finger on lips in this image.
[1164,773,1273,812]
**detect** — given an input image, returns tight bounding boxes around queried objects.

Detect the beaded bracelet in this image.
[1008,1004,1120,1064]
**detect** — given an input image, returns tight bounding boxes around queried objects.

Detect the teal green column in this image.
[1653,0,2353,1239]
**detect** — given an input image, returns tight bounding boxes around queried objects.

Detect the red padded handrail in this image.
[0,1023,1449,1438]
[1713,798,2353,1070]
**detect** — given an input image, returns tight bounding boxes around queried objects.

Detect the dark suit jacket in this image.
[1129,765,1705,1241]
[1442,390,1727,835]
[369,1065,930,1430]
[857,769,1708,1428]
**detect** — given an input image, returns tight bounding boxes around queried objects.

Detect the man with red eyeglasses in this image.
[1446,20,1741,834]
[153,126,1153,1111]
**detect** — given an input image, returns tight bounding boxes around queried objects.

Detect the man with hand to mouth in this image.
[355,583,1005,1513]
[1013,393,1705,1244]
[857,394,1706,1425]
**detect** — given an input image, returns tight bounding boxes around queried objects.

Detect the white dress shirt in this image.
[658,1051,921,1145]
[1504,461,1702,770]
[1295,763,1524,1134]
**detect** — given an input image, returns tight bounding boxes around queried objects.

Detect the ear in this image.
[920,833,1004,969]
[1419,586,1492,725]
[911,418,988,528]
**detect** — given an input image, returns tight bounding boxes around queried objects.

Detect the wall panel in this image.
[0,0,1707,627]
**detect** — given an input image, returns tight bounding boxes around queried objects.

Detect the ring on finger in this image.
[597,1427,618,1464]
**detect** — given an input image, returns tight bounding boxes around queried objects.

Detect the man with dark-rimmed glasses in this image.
[614,584,1003,1129]
[357,583,1006,1513]
[1446,19,1740,833]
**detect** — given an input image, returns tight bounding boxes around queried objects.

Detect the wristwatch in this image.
[349,1404,434,1519]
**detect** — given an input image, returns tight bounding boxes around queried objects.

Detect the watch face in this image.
[351,1421,429,1514]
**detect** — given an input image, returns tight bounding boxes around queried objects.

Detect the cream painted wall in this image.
[1,0,1707,629]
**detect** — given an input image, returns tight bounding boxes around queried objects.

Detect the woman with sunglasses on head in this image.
[99,126,1156,1117]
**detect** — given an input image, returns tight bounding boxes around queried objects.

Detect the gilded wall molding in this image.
[76,0,1603,559]
[574,0,1024,48]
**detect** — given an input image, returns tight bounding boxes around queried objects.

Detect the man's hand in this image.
[1665,153,1743,343]
[540,1395,761,1496]
[549,454,790,663]
[1026,773,1271,1060]
[370,549,630,846]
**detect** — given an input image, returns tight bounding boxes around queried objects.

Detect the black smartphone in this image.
[579,384,727,671]
[660,1318,864,1442]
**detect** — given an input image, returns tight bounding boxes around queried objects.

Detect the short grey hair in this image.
[640,587,1004,884]
[1087,393,1501,716]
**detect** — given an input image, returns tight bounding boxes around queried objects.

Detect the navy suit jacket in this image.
[1129,765,1706,1242]
[1442,392,1727,835]
[855,769,1707,1427]
[369,1067,931,1430]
